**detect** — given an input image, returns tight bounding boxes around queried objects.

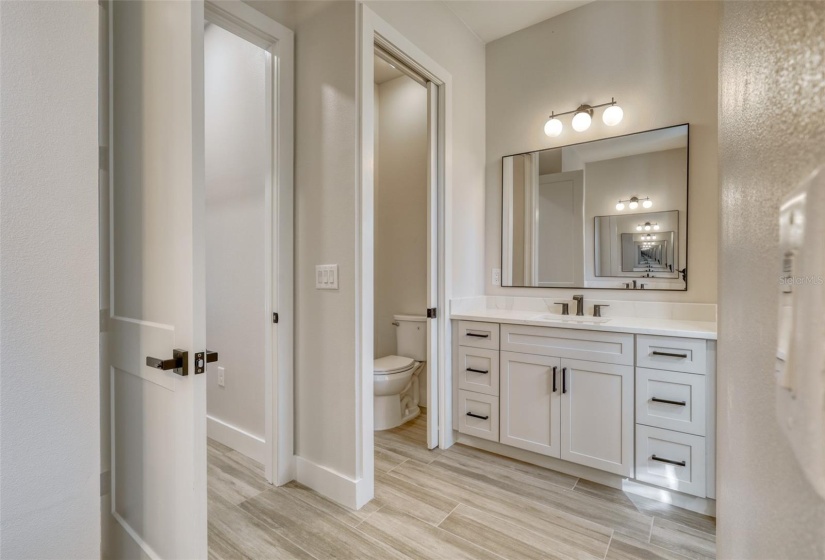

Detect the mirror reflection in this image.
[501,124,688,290]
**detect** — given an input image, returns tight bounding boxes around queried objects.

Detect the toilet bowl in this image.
[374,314,427,431]
[373,355,423,431]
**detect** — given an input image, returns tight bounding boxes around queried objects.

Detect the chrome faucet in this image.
[572,295,584,316]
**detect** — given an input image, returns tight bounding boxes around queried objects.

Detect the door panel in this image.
[560,358,633,476]
[500,352,561,457]
[426,81,438,449]
[109,1,206,558]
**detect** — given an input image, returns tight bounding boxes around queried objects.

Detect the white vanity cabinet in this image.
[455,319,716,501]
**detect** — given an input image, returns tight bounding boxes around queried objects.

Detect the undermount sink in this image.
[532,313,611,324]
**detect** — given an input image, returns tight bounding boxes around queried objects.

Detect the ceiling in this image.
[374,55,405,84]
[444,0,594,43]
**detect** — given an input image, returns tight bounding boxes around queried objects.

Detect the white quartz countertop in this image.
[451,309,717,340]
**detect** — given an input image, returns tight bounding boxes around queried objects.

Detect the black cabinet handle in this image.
[651,397,687,406]
[552,366,557,393]
[466,332,490,338]
[651,350,688,359]
[651,455,686,467]
[466,367,488,374]
[466,412,489,420]
[562,367,567,394]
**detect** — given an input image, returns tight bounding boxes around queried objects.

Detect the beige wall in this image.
[204,24,268,442]
[486,0,718,302]
[374,76,428,360]
[718,1,825,558]
[292,1,360,477]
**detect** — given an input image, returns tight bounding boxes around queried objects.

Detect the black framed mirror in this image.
[501,124,688,290]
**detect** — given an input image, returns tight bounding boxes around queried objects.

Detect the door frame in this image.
[203,0,295,486]
[357,5,454,507]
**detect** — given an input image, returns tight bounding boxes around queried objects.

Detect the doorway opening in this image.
[371,50,434,460]
[357,7,454,508]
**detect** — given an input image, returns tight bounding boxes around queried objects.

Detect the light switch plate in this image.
[316,264,339,290]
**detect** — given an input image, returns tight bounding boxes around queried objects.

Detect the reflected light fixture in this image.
[616,196,652,211]
[636,221,659,232]
[544,98,623,137]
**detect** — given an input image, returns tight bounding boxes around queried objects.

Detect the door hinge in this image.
[273,312,279,324]
[427,308,437,319]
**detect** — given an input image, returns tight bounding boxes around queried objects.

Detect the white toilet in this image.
[374,314,426,431]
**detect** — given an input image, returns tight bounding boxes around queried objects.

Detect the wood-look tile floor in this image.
[208,413,716,559]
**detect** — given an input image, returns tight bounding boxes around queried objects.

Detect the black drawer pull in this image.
[466,332,490,338]
[651,397,687,406]
[562,367,567,394]
[651,350,688,359]
[466,367,488,374]
[466,412,489,420]
[651,455,686,467]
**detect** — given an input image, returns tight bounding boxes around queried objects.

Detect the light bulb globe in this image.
[544,117,563,138]
[616,202,625,211]
[571,111,592,132]
[642,199,653,209]
[636,225,642,231]
[644,225,651,231]
[602,104,624,126]
[653,224,660,230]
[629,201,639,210]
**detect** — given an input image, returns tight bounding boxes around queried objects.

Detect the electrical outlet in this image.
[492,268,502,286]
[217,366,225,388]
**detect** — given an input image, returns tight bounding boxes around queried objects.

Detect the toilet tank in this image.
[394,314,427,361]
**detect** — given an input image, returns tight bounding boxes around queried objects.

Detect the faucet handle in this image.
[554,302,570,316]
[593,304,609,318]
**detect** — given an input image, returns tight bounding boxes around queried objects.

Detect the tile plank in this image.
[650,518,716,560]
[374,471,459,526]
[358,505,502,560]
[439,503,607,560]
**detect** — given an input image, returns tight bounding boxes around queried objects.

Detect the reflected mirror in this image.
[501,124,688,290]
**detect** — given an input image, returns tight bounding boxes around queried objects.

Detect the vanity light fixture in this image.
[544,98,623,137]
[617,196,652,211]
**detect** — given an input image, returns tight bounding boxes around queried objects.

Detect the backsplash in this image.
[451,295,716,323]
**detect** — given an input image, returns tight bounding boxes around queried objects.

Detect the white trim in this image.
[358,5,455,505]
[295,457,368,510]
[206,415,267,464]
[204,0,295,487]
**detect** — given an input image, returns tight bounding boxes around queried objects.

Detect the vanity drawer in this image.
[635,425,706,497]
[501,324,633,365]
[458,321,500,350]
[458,390,499,442]
[636,335,707,374]
[457,347,499,396]
[636,368,706,436]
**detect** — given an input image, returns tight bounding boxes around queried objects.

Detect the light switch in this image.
[316,264,339,290]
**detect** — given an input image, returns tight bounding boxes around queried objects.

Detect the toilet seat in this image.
[374,355,416,375]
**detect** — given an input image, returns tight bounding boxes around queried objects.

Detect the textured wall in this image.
[718,2,825,558]
[486,0,719,302]
[0,1,100,557]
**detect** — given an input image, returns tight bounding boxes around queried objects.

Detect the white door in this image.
[425,81,439,449]
[500,352,562,457]
[560,358,634,476]
[109,2,207,558]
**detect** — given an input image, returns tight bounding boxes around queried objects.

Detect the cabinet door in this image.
[500,352,561,457]
[560,358,634,476]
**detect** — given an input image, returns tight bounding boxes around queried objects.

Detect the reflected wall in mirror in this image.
[502,124,688,290]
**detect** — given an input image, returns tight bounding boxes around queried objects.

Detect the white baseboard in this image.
[207,415,266,465]
[295,456,371,510]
